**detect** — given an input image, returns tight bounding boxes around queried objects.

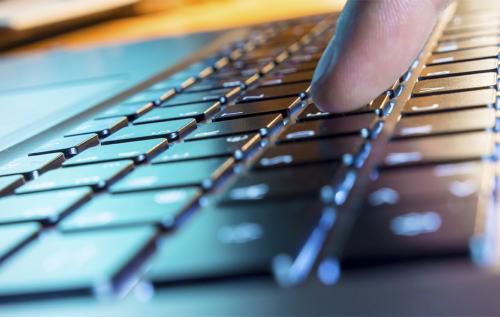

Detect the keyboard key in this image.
[59,188,201,231]
[0,223,39,263]
[256,137,363,168]
[366,162,490,207]
[343,194,480,264]
[0,227,156,301]
[444,21,500,35]
[0,176,24,196]
[238,82,309,102]
[147,201,322,285]
[297,93,389,120]
[133,102,220,124]
[16,161,133,194]
[381,132,494,168]
[183,78,243,92]
[420,58,499,79]
[110,158,234,193]
[260,70,314,86]
[102,119,196,144]
[184,114,283,141]
[276,61,317,73]
[152,134,260,163]
[122,90,168,105]
[213,97,301,121]
[63,139,169,166]
[0,153,64,179]
[30,134,99,157]
[64,117,128,138]
[427,46,499,65]
[412,72,497,96]
[434,36,500,53]
[218,163,343,203]
[394,108,496,138]
[403,89,496,115]
[0,188,91,224]
[95,102,153,120]
[440,28,500,42]
[160,88,233,107]
[279,114,376,142]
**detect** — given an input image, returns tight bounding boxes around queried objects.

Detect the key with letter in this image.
[110,158,234,192]
[0,153,64,179]
[63,139,168,166]
[0,188,92,224]
[0,227,156,301]
[102,119,196,144]
[16,161,133,194]
[60,188,201,231]
[147,201,323,285]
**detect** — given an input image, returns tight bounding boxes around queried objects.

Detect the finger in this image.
[311,0,451,112]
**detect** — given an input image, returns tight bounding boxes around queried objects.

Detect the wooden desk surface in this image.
[13,0,344,54]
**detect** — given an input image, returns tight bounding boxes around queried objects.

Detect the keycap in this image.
[0,153,64,179]
[440,29,500,42]
[297,94,390,121]
[0,176,24,196]
[342,194,480,264]
[276,61,317,73]
[147,201,322,285]
[427,46,499,65]
[183,79,244,92]
[0,188,91,224]
[260,70,314,86]
[59,188,201,231]
[434,36,500,53]
[0,227,156,301]
[213,97,301,121]
[444,20,499,34]
[133,102,220,124]
[95,102,153,120]
[147,78,180,92]
[184,114,283,141]
[110,158,234,193]
[366,162,491,207]
[30,134,99,157]
[413,72,497,96]
[381,132,494,168]
[102,119,196,144]
[394,108,495,138]
[420,58,499,79]
[63,139,168,166]
[64,117,128,138]
[160,88,232,107]
[122,90,168,105]
[16,161,133,194]
[218,163,343,203]
[238,82,309,103]
[256,137,363,168]
[0,223,39,263]
[403,88,496,115]
[279,114,376,143]
[152,134,260,163]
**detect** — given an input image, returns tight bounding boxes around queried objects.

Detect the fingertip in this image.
[311,0,450,113]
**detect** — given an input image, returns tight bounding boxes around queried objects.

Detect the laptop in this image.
[0,0,499,315]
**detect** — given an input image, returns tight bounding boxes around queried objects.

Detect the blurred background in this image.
[0,0,344,54]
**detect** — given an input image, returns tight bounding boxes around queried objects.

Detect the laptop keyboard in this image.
[0,1,499,302]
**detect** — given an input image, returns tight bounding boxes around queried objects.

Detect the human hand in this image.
[311,0,451,112]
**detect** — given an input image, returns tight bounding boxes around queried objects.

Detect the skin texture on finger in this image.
[311,0,451,112]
